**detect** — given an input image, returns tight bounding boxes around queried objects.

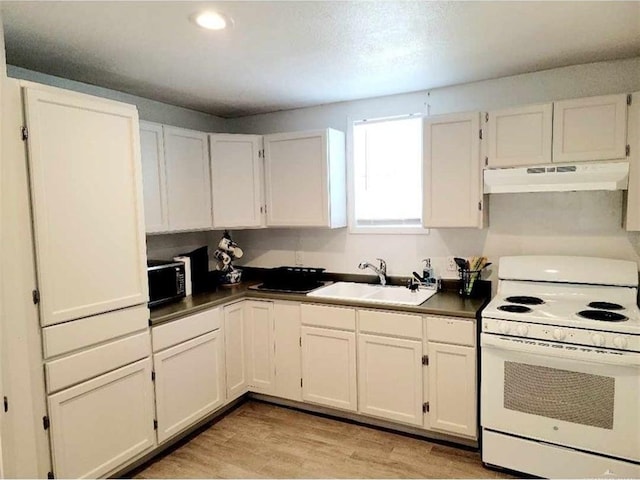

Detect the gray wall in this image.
[224,58,640,280]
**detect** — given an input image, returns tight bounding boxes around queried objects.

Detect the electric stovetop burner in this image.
[577,310,628,322]
[587,301,625,311]
[505,296,545,305]
[498,305,532,313]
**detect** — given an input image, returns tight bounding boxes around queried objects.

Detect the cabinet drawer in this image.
[43,304,149,359]
[301,304,355,331]
[358,310,422,340]
[427,316,475,346]
[152,307,221,352]
[46,332,151,393]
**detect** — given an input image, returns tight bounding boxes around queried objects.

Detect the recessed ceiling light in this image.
[192,11,229,30]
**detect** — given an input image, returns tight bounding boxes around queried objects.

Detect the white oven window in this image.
[504,362,615,429]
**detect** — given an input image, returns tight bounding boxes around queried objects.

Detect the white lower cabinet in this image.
[357,333,423,426]
[224,302,249,400]
[245,300,276,394]
[425,315,477,438]
[273,302,302,401]
[153,330,225,443]
[47,359,156,479]
[301,325,357,411]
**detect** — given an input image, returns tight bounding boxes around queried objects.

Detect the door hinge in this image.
[148,318,152,327]
[153,419,158,430]
[299,337,302,347]
[626,145,630,157]
[151,371,155,381]
[423,402,430,413]
[260,206,264,214]
[485,112,489,123]
[47,471,55,479]
[3,396,8,412]
[43,415,50,430]
[627,94,632,106]
[258,150,262,158]
[484,156,488,166]
[32,289,40,305]
[479,129,483,140]
[21,126,28,141]
[422,355,429,366]
[300,378,303,388]
[478,201,482,211]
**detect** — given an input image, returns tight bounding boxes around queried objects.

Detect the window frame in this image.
[347,113,430,235]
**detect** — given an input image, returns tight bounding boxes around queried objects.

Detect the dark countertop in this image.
[150,281,489,327]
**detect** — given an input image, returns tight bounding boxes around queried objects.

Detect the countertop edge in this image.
[150,283,488,326]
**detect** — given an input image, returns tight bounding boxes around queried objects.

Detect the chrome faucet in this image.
[358,258,387,286]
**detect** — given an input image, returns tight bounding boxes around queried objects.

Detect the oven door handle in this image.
[481,334,640,367]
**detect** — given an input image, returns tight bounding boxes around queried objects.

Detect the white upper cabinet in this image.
[24,86,149,326]
[140,122,169,233]
[264,128,346,228]
[163,126,213,231]
[423,112,482,228]
[210,134,265,229]
[486,103,553,168]
[553,94,628,163]
[626,92,640,231]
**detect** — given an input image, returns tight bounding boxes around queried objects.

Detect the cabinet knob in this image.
[552,328,565,341]
[613,336,627,349]
[591,333,605,347]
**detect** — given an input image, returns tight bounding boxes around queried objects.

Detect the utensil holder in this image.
[459,268,483,297]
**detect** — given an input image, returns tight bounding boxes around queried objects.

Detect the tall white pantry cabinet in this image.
[20,82,155,479]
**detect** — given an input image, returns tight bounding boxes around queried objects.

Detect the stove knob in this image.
[613,336,628,349]
[591,333,605,347]
[517,325,529,336]
[553,328,566,341]
[498,322,511,334]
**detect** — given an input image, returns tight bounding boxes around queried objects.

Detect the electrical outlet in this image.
[294,251,304,266]
[446,256,457,272]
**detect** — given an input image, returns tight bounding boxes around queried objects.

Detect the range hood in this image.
[483,161,629,194]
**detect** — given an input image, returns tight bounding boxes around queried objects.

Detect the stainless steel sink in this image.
[307,281,437,306]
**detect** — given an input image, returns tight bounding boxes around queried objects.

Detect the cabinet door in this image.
[140,121,169,233]
[264,129,346,228]
[154,330,225,443]
[427,342,477,438]
[486,104,552,168]
[223,302,248,400]
[273,302,302,401]
[358,334,423,426]
[245,300,275,395]
[24,86,148,326]
[163,126,212,231]
[210,134,265,229]
[626,91,640,231]
[301,326,357,411]
[553,94,628,163]
[48,359,155,479]
[423,112,482,228]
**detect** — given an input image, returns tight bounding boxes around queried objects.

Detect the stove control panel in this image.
[482,319,640,352]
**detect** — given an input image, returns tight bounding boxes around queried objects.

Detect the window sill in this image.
[349,225,431,235]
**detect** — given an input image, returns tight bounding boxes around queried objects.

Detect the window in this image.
[352,115,424,231]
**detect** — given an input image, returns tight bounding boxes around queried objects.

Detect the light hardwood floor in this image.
[132,400,515,479]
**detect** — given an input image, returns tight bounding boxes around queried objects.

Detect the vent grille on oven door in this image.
[504,362,614,429]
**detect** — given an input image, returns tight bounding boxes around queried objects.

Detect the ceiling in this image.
[2,1,640,118]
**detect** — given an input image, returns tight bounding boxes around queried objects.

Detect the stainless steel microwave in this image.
[147,260,186,308]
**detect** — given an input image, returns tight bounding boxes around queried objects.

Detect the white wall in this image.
[7,65,229,132]
[226,58,640,280]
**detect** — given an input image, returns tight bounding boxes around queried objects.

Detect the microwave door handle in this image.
[481,334,640,367]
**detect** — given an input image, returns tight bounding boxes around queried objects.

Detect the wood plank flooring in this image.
[133,400,515,479]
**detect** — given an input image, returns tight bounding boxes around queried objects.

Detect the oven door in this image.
[481,334,640,462]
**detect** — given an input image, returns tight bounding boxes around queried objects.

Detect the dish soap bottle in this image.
[422,258,436,286]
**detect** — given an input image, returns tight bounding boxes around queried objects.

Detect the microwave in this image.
[147,260,186,308]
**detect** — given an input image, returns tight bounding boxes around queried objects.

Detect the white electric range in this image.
[480,256,640,479]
